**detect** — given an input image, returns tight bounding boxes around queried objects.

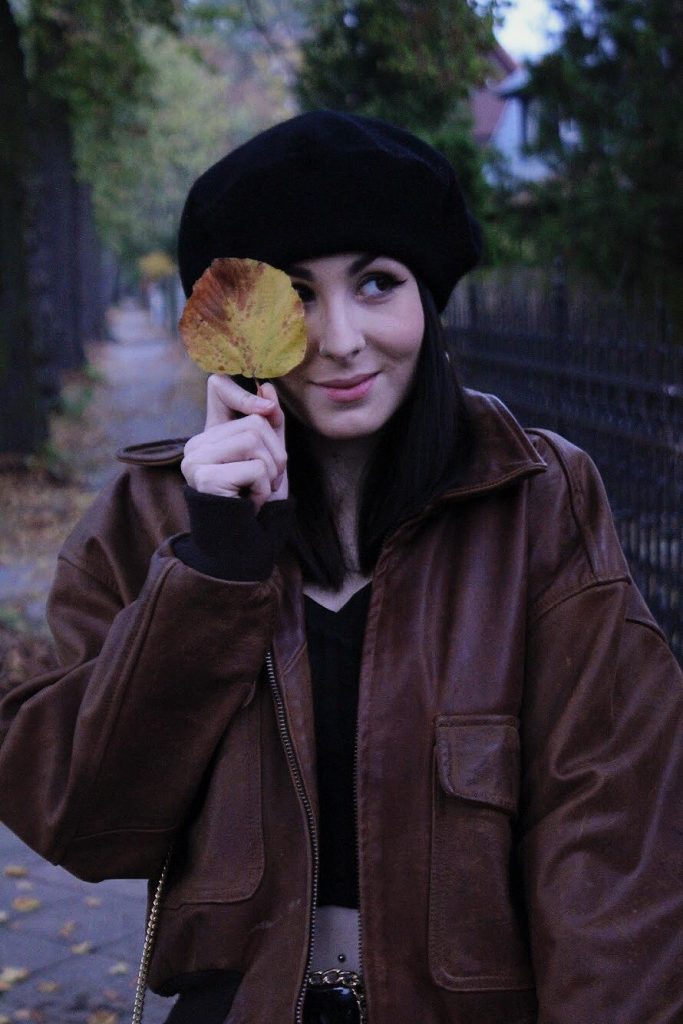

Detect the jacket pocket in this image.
[429,714,533,992]
[165,698,264,906]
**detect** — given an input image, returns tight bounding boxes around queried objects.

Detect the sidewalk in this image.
[0,303,206,1023]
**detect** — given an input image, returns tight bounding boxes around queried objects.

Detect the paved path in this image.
[1,303,206,1023]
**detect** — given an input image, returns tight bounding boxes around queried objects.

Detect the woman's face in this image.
[276,253,424,441]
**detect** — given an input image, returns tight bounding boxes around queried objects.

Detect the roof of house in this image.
[470,41,519,146]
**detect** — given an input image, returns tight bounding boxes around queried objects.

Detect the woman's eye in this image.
[358,273,402,298]
[291,281,315,303]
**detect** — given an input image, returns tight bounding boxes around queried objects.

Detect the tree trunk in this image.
[26,90,85,373]
[0,0,48,454]
[77,182,107,345]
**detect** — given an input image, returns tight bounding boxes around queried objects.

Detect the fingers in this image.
[204,374,274,430]
[189,460,274,509]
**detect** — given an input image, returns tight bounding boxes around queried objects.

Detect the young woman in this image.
[1,112,682,1024]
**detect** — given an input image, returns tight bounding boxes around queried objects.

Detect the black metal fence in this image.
[445,267,682,661]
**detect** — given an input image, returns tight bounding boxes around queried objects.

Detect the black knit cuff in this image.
[172,486,295,581]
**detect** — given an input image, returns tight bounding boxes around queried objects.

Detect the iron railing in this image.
[446,269,682,661]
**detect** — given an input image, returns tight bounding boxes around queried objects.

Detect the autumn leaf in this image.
[179,258,307,378]
[87,1012,119,1024]
[11,897,41,913]
[0,965,30,990]
[3,865,28,878]
[70,941,94,955]
[36,980,60,993]
[58,920,77,938]
[84,896,102,908]
[108,961,130,975]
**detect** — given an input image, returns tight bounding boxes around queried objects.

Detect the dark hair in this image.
[284,283,474,588]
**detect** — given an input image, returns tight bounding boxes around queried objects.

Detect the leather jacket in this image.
[1,392,682,1024]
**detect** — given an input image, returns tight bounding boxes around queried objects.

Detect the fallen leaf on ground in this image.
[11,897,40,913]
[71,941,93,955]
[0,1013,10,1023]
[84,896,102,907]
[180,258,307,378]
[3,865,28,878]
[0,910,9,924]
[108,962,130,975]
[0,965,30,989]
[15,880,34,891]
[87,1012,119,1024]
[58,920,77,938]
[36,980,60,993]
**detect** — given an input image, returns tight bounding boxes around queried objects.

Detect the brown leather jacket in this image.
[1,392,682,1024]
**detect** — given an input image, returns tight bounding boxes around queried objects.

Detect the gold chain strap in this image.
[131,850,172,1024]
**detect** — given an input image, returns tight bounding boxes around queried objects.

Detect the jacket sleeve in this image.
[519,434,683,1023]
[0,469,282,882]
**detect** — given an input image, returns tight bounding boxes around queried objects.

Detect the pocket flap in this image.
[435,716,520,814]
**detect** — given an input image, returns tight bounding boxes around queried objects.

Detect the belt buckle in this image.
[308,968,367,1023]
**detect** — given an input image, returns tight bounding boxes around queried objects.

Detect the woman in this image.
[0,112,682,1024]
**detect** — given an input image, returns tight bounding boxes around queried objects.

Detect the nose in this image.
[309,296,365,360]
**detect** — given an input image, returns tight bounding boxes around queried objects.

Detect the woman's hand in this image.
[181,376,288,511]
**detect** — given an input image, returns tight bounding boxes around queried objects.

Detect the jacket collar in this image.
[444,390,547,501]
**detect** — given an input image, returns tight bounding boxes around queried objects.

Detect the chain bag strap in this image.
[131,850,172,1024]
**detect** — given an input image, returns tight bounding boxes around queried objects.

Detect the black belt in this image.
[303,969,366,1023]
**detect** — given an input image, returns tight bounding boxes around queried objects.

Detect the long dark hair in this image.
[284,283,474,587]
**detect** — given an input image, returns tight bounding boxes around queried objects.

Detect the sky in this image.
[496,0,563,59]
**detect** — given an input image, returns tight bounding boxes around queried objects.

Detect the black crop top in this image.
[305,584,371,909]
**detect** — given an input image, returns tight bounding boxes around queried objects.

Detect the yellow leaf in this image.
[87,1012,119,1024]
[70,941,93,955]
[180,258,307,378]
[0,1014,11,1023]
[0,965,30,989]
[11,897,41,913]
[3,865,28,878]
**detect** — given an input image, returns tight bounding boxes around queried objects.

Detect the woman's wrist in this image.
[173,486,295,581]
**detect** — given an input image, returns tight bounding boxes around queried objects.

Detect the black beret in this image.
[178,110,481,311]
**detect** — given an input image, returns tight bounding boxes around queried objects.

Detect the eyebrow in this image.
[287,254,378,281]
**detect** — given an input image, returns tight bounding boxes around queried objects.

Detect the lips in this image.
[314,372,378,403]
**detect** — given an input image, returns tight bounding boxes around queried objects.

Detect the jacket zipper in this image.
[353,734,365,980]
[265,649,319,1024]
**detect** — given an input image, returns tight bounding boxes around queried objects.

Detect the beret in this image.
[178,110,481,311]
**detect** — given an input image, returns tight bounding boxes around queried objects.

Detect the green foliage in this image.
[296,0,500,131]
[521,0,683,294]
[74,28,244,264]
[25,0,177,134]
[294,0,508,263]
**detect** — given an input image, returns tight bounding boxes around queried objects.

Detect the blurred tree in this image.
[294,0,507,259]
[1,0,47,454]
[521,0,683,297]
[76,28,237,266]
[1,0,177,454]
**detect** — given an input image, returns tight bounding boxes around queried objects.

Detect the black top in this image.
[174,493,370,904]
[305,584,372,909]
